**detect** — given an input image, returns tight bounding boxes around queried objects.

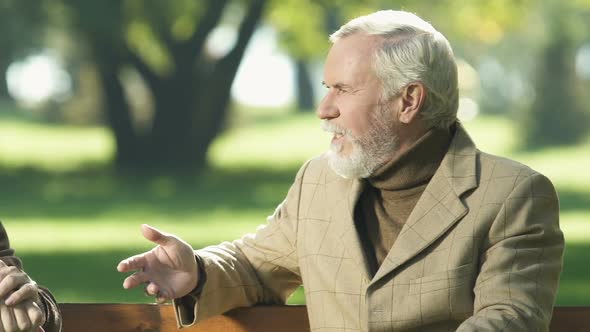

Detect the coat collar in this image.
[370,122,478,286]
[333,122,478,285]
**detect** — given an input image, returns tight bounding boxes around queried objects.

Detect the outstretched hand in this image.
[117,224,199,303]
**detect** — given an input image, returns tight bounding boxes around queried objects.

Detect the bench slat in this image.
[60,303,310,332]
[60,304,588,332]
[549,307,590,332]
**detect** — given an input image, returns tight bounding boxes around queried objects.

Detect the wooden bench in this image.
[59,304,589,332]
[60,304,308,332]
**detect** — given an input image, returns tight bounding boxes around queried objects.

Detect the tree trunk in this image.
[147,71,204,171]
[0,58,12,100]
[522,15,588,149]
[187,0,267,170]
[295,58,315,112]
[71,0,266,174]
[96,61,142,168]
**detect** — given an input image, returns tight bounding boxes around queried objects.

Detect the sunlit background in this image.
[0,0,588,306]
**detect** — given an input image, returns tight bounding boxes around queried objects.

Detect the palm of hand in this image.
[118,225,200,300]
[143,242,197,299]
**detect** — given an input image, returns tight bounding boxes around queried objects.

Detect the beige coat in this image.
[176,124,564,331]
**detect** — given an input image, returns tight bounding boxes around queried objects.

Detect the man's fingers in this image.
[0,272,28,299]
[145,282,160,297]
[144,281,176,302]
[5,283,39,306]
[117,254,148,273]
[0,301,17,332]
[0,265,17,279]
[141,224,172,246]
[154,285,174,304]
[26,301,45,328]
[155,296,169,304]
[122,272,150,290]
[13,303,33,331]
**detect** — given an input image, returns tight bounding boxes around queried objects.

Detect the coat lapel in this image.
[369,124,479,286]
[329,173,373,281]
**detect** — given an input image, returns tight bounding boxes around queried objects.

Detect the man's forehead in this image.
[323,33,381,86]
[330,33,383,55]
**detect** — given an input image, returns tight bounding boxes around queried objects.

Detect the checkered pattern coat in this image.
[176,124,564,331]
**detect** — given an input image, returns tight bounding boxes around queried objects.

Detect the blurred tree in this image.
[268,0,532,112]
[293,58,315,111]
[0,0,47,101]
[268,0,340,111]
[522,3,590,148]
[59,0,266,172]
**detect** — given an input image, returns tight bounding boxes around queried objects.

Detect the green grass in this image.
[0,109,588,305]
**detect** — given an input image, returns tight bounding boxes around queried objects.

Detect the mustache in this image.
[321,120,352,136]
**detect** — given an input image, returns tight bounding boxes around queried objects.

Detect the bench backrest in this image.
[60,304,309,332]
[59,304,589,332]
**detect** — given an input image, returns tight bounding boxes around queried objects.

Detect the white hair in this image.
[330,10,459,129]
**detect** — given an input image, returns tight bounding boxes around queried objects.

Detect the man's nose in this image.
[316,93,340,120]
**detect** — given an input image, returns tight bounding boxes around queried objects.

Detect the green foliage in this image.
[268,0,329,58]
[267,0,535,62]
[0,0,47,55]
[121,0,204,74]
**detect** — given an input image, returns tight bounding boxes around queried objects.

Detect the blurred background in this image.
[0,0,588,305]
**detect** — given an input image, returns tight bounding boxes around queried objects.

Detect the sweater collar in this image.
[368,126,453,191]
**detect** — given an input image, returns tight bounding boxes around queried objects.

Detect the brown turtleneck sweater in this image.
[355,127,452,276]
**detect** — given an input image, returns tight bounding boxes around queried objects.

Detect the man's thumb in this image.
[141,224,171,246]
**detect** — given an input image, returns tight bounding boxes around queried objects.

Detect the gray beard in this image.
[323,105,399,179]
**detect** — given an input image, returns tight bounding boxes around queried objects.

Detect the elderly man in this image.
[0,223,61,332]
[118,10,564,331]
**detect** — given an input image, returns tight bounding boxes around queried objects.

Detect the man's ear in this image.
[398,82,426,124]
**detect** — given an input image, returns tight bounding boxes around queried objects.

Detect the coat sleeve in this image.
[0,222,62,332]
[173,161,310,327]
[457,173,564,331]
